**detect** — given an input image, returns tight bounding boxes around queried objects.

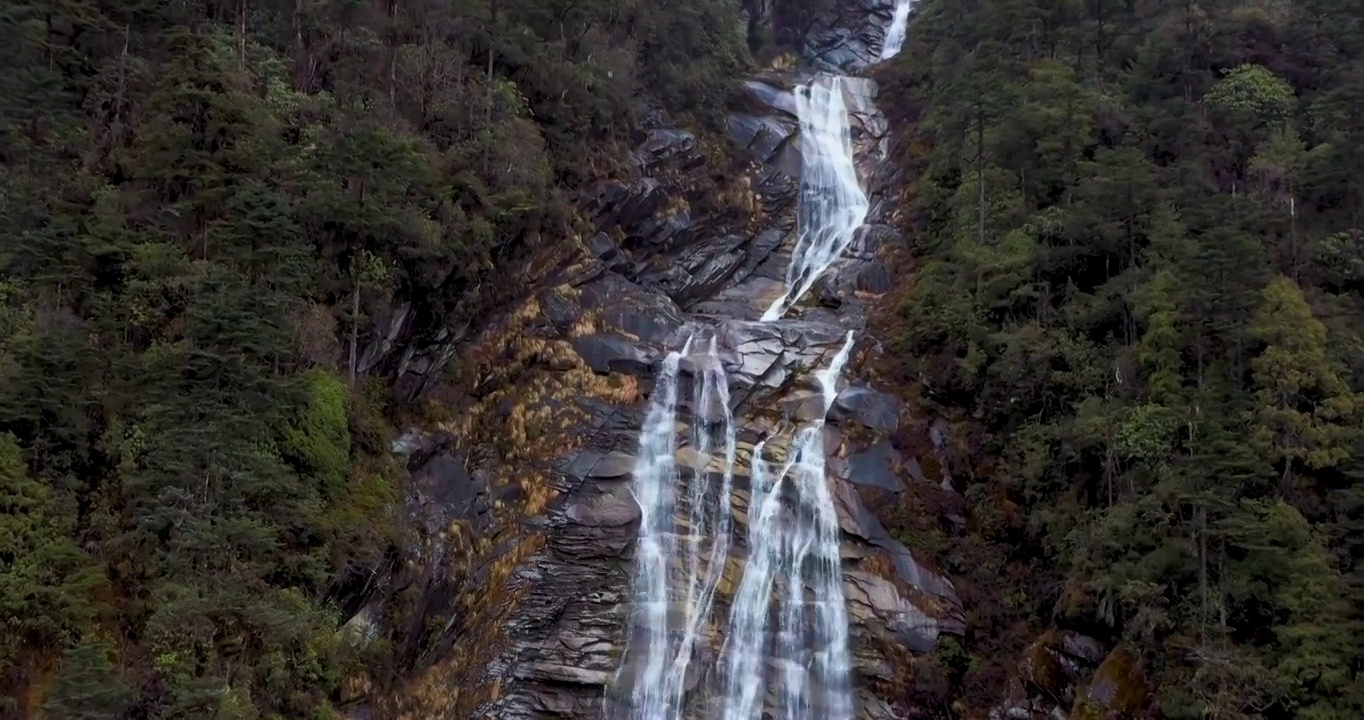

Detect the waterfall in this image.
[619,49,872,720]
[620,335,737,720]
[720,333,856,720]
[879,0,914,60]
[720,437,787,720]
[670,337,738,707]
[625,339,690,720]
[786,332,857,720]
[761,77,871,322]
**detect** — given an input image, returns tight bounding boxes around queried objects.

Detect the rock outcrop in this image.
[360,3,961,719]
[989,631,1149,720]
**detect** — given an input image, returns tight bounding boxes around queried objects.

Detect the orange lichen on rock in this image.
[377,282,648,717]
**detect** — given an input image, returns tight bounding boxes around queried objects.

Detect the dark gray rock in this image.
[832,385,903,432]
[831,439,905,492]
[541,285,588,331]
[409,450,488,536]
[640,234,749,307]
[855,222,903,252]
[742,80,799,117]
[572,334,657,376]
[636,128,700,170]
[587,232,631,273]
[727,114,796,167]
[833,480,961,608]
[563,482,640,528]
[579,274,687,346]
[563,449,638,481]
[854,260,894,293]
[1060,633,1107,665]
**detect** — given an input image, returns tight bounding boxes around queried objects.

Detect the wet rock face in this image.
[377,10,957,719]
[803,0,903,73]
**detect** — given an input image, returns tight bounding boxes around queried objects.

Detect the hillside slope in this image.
[870,0,1364,715]
[0,0,750,715]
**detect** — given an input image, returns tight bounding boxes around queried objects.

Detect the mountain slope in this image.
[870,0,1364,715]
[0,0,749,715]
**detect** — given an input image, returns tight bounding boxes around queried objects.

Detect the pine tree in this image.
[1248,276,1359,486]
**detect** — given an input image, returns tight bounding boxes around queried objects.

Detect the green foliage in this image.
[0,0,749,714]
[877,0,1364,713]
[636,0,752,121]
[280,369,353,498]
[1205,64,1297,127]
[1248,276,1359,475]
[42,638,137,720]
[0,435,101,691]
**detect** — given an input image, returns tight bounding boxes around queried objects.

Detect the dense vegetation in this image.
[10,0,1361,715]
[0,0,750,716]
[876,0,1364,715]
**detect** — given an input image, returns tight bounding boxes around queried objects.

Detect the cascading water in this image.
[879,0,914,60]
[625,339,689,720]
[722,333,857,720]
[620,336,737,720]
[670,338,738,704]
[761,76,870,322]
[619,43,875,720]
[720,437,786,720]
[786,332,857,720]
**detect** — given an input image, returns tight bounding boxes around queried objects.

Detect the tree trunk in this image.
[976,109,986,245]
[388,0,399,110]
[1198,505,1208,644]
[349,279,360,384]
[484,0,499,174]
[294,0,310,88]
[237,0,247,70]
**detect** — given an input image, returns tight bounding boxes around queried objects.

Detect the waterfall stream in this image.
[761,76,870,323]
[627,340,689,720]
[716,333,856,720]
[879,0,914,60]
[619,53,873,720]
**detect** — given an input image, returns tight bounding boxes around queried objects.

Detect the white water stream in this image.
[761,77,870,322]
[879,0,914,60]
[620,55,873,720]
[626,340,689,720]
[723,332,856,720]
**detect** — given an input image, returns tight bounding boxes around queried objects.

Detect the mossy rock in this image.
[1022,629,1069,699]
[1071,646,1147,719]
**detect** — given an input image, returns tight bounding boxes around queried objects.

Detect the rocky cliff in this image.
[353,3,970,719]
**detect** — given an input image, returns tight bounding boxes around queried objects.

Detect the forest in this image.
[874,0,1364,715]
[4,0,1363,716]
[0,0,753,716]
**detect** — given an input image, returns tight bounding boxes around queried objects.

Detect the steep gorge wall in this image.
[353,4,971,719]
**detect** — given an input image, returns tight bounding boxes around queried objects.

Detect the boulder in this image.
[831,385,903,432]
[830,439,905,492]
[572,334,657,376]
[564,482,640,528]
[1072,646,1148,718]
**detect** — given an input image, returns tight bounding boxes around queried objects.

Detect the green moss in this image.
[279,368,352,497]
[1023,630,1067,698]
[934,634,974,676]
[1071,646,1146,718]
